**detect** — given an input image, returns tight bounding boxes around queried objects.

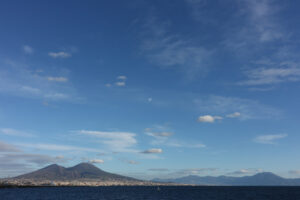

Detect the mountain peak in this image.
[45,164,62,168]
[75,162,95,167]
[70,162,101,171]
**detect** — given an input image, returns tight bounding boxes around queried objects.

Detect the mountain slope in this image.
[153,172,300,186]
[15,162,137,181]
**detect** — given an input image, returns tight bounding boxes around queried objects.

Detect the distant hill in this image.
[14,162,138,182]
[153,172,300,186]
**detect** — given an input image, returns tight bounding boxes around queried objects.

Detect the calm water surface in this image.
[1,186,300,200]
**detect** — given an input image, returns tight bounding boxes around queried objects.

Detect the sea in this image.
[1,186,300,200]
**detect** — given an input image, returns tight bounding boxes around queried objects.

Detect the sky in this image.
[0,0,300,180]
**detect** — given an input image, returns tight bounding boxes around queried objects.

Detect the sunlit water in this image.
[1,186,300,200]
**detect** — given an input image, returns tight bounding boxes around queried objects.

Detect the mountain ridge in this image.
[14,162,138,182]
[153,172,300,186]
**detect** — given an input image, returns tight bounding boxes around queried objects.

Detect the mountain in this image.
[14,162,137,182]
[153,172,300,186]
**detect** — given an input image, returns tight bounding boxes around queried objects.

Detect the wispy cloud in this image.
[148,168,169,172]
[145,126,173,138]
[16,142,103,153]
[115,82,126,87]
[254,134,287,144]
[141,148,163,154]
[117,75,127,80]
[0,128,35,137]
[239,66,300,86]
[243,0,284,42]
[0,141,21,152]
[0,153,61,165]
[0,152,64,177]
[226,112,241,118]
[160,168,218,178]
[178,168,218,176]
[227,168,263,176]
[106,76,127,87]
[78,130,137,152]
[194,95,281,120]
[145,125,205,149]
[223,0,285,51]
[140,16,213,78]
[197,112,241,123]
[89,159,104,164]
[289,170,300,175]
[228,0,300,89]
[22,45,34,54]
[47,76,68,82]
[119,158,139,165]
[0,140,66,177]
[0,59,79,102]
[48,51,71,58]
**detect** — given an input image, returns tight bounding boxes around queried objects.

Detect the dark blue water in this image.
[1,186,300,200]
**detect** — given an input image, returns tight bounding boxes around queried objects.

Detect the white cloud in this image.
[117,76,127,80]
[22,45,33,54]
[115,82,126,86]
[254,134,287,144]
[78,130,137,152]
[48,51,71,58]
[105,83,112,87]
[89,159,104,164]
[141,148,163,154]
[226,112,241,118]
[0,128,34,137]
[148,97,152,102]
[47,77,68,82]
[197,115,222,123]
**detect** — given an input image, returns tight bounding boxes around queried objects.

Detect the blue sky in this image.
[1,0,300,179]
